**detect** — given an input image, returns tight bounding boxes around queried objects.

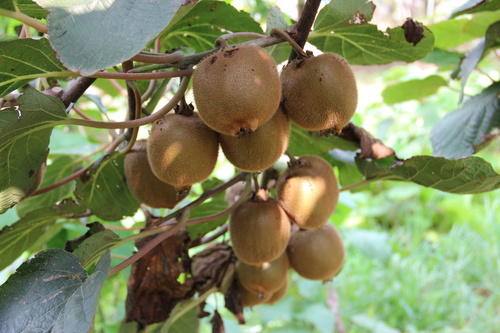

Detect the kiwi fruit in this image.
[124,140,189,208]
[219,107,290,172]
[266,276,289,305]
[229,189,291,265]
[193,44,281,136]
[147,113,219,188]
[237,280,272,307]
[281,53,358,133]
[277,155,339,229]
[287,223,345,281]
[236,251,289,297]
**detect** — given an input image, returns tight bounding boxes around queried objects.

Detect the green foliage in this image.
[0,0,499,332]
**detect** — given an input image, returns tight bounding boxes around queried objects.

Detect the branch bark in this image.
[288,0,322,61]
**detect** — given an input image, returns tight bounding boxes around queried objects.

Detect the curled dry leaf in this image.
[125,228,194,329]
[337,123,395,159]
[224,278,246,325]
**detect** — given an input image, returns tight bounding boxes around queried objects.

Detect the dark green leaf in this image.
[73,229,120,269]
[431,82,500,159]
[453,21,500,100]
[356,155,500,194]
[160,1,263,53]
[16,155,82,217]
[0,249,86,332]
[428,11,500,49]
[0,199,85,270]
[450,0,500,18]
[288,126,359,157]
[187,199,228,240]
[0,87,67,214]
[0,0,48,18]
[52,251,111,333]
[0,38,68,97]
[382,75,448,104]
[309,0,434,65]
[38,0,183,75]
[74,153,140,221]
[265,6,292,64]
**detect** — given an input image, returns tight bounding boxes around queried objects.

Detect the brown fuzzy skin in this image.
[193,44,281,136]
[219,108,290,172]
[287,223,345,281]
[237,280,272,307]
[236,251,289,297]
[125,140,189,208]
[281,53,358,133]
[147,113,219,188]
[277,155,339,229]
[229,189,291,265]
[266,276,289,305]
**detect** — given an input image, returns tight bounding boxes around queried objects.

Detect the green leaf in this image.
[0,38,68,97]
[160,1,263,53]
[0,198,85,271]
[0,249,110,333]
[187,198,228,240]
[16,155,82,217]
[73,229,120,270]
[0,0,49,18]
[165,306,199,333]
[265,6,292,64]
[431,82,500,159]
[450,0,500,18]
[309,0,434,65]
[453,21,500,100]
[0,87,67,214]
[355,155,500,194]
[421,49,462,68]
[37,0,183,75]
[326,150,364,187]
[52,251,111,333]
[288,125,359,157]
[381,75,448,104]
[428,11,500,49]
[74,153,140,221]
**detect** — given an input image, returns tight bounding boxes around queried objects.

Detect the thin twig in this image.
[0,8,47,33]
[288,0,322,61]
[88,69,193,80]
[61,77,97,108]
[130,51,185,64]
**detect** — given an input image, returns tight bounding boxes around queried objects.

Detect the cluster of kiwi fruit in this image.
[123,42,355,306]
[227,155,345,307]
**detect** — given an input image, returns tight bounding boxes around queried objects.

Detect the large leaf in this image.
[355,155,500,194]
[450,0,500,18]
[0,198,85,271]
[309,0,434,65]
[431,82,500,159]
[160,1,263,53]
[0,249,110,333]
[428,11,500,49]
[74,153,140,221]
[16,155,82,217]
[382,75,448,104]
[288,125,359,156]
[0,87,67,214]
[37,0,184,75]
[452,21,500,100]
[0,38,68,97]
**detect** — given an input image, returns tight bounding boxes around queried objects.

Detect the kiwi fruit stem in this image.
[270,28,308,59]
[284,150,299,166]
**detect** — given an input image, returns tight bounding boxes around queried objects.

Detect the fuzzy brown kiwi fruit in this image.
[287,223,345,281]
[237,280,272,307]
[229,189,291,265]
[236,251,289,297]
[147,113,219,188]
[193,44,281,136]
[219,107,290,172]
[281,53,358,133]
[277,155,339,229]
[124,140,189,208]
[266,276,289,305]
